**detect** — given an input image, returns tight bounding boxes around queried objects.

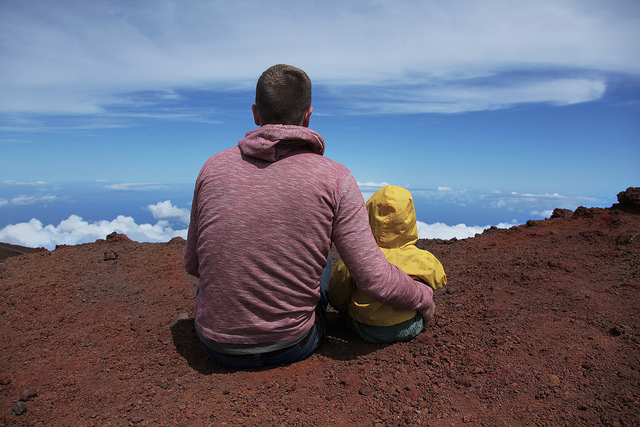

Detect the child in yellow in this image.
[329,185,447,343]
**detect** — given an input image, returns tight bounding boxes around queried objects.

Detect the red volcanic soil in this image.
[1,188,639,426]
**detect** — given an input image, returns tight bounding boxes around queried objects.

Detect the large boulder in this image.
[615,187,640,213]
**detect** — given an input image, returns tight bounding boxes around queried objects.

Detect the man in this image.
[185,64,435,368]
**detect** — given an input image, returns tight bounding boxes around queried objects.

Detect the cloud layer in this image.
[0,201,190,249]
[1,0,638,118]
[0,209,500,250]
[0,198,512,250]
[0,180,612,250]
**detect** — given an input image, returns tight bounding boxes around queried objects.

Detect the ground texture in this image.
[1,188,639,426]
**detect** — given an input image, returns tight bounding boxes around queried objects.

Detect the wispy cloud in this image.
[8,195,57,206]
[0,193,57,207]
[105,183,169,191]
[4,180,48,186]
[357,181,392,202]
[357,181,391,188]
[478,190,600,212]
[1,0,638,122]
[337,74,608,114]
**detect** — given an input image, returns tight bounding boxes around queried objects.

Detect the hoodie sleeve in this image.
[184,178,201,278]
[331,175,434,313]
[328,259,354,309]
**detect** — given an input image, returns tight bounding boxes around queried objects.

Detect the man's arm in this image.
[184,188,200,278]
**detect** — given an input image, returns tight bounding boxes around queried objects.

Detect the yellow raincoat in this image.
[329,185,447,327]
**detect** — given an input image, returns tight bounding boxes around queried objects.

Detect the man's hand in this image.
[419,302,436,330]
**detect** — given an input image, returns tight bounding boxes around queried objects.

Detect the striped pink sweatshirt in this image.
[184,125,433,345]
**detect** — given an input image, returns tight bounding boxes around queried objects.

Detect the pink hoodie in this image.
[185,125,433,345]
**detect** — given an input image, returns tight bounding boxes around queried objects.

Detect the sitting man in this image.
[184,64,435,368]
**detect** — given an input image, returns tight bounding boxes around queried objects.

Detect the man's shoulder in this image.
[201,145,241,165]
[212,145,241,159]
[289,147,349,171]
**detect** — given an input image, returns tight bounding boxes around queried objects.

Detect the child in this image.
[329,185,446,343]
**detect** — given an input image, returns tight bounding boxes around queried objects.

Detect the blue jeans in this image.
[198,256,331,369]
[346,313,423,344]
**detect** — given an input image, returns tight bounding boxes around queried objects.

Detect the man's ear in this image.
[301,106,313,128]
[252,104,261,126]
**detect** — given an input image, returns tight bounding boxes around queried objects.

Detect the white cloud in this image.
[531,209,554,218]
[7,195,57,206]
[148,200,190,224]
[0,214,187,250]
[520,192,564,198]
[418,221,482,240]
[357,181,393,202]
[3,180,48,185]
[1,0,638,116]
[417,220,514,240]
[105,183,168,191]
[0,198,192,250]
[0,212,511,250]
[344,76,608,114]
[357,181,391,188]
[480,190,580,211]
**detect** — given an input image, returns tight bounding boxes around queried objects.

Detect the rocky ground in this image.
[1,188,639,426]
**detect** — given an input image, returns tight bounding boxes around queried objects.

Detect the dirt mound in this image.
[1,190,639,425]
[0,243,39,262]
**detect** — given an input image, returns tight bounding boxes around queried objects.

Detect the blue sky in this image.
[1,0,639,249]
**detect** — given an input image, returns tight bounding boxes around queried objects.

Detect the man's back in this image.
[186,125,353,344]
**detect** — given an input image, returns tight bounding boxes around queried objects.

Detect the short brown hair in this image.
[255,64,312,125]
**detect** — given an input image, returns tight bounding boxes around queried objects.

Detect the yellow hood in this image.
[366,186,418,249]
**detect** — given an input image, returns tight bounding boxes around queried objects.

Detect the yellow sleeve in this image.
[328,260,355,309]
[416,250,447,290]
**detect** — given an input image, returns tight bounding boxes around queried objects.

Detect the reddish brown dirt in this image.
[1,189,639,426]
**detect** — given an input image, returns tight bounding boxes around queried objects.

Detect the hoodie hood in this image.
[238,124,325,162]
[366,185,418,249]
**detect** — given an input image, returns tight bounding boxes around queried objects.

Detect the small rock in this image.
[106,232,133,242]
[573,206,596,218]
[178,312,190,320]
[19,389,37,401]
[548,374,560,387]
[11,401,27,416]
[358,387,371,396]
[615,234,635,245]
[609,325,626,336]
[103,250,118,261]
[551,208,573,219]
